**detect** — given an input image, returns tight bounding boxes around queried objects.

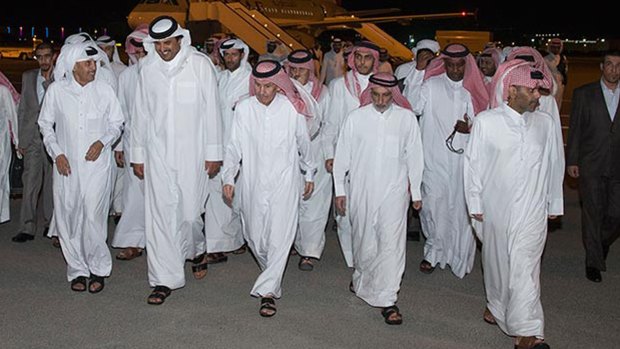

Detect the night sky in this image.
[0,1,618,41]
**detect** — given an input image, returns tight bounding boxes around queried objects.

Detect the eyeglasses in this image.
[445,129,464,154]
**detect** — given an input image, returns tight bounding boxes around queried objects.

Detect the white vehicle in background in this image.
[0,38,42,60]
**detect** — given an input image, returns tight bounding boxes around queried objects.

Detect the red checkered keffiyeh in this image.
[249,60,310,118]
[359,72,412,111]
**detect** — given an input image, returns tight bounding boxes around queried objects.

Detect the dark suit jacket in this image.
[566,80,620,179]
[17,69,44,149]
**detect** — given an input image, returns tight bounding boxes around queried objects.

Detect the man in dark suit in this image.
[11,42,56,243]
[566,50,620,283]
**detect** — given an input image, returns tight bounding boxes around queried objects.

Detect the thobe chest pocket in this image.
[273,129,290,148]
[524,143,544,164]
[87,117,104,133]
[385,138,401,158]
[176,82,198,104]
[87,105,109,134]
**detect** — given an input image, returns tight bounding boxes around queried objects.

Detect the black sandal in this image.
[381,306,403,325]
[88,274,105,294]
[70,276,88,292]
[232,245,247,255]
[191,253,209,279]
[205,253,228,264]
[259,297,277,317]
[298,257,314,271]
[147,286,172,305]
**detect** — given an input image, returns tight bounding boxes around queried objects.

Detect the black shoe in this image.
[586,267,602,283]
[12,233,34,243]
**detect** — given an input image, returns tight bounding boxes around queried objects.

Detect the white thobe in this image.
[109,61,127,79]
[334,104,423,307]
[98,64,118,93]
[492,79,564,163]
[395,61,415,81]
[111,64,145,249]
[407,73,477,278]
[324,71,370,267]
[0,86,17,223]
[402,67,425,98]
[204,65,251,253]
[45,64,119,241]
[464,104,564,339]
[131,48,223,289]
[295,82,332,258]
[106,60,125,215]
[320,50,345,85]
[223,94,314,298]
[538,94,566,170]
[39,79,123,281]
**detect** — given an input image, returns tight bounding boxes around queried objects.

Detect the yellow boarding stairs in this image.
[189,1,413,61]
[190,1,305,55]
[353,22,413,61]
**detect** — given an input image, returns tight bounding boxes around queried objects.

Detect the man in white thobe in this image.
[203,38,251,264]
[130,16,223,305]
[285,49,332,271]
[0,83,18,223]
[111,27,149,261]
[377,48,393,74]
[400,40,440,97]
[493,48,565,182]
[97,35,129,219]
[258,40,288,63]
[44,33,121,243]
[38,42,123,293]
[464,62,563,349]
[323,41,380,268]
[395,39,440,83]
[319,38,344,85]
[96,35,127,78]
[405,43,489,278]
[477,47,502,87]
[61,33,118,92]
[222,60,315,317]
[334,73,423,325]
[204,37,223,71]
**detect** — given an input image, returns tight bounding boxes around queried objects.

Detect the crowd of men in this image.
[1,14,619,349]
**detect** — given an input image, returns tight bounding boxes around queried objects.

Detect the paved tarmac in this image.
[1,184,619,349]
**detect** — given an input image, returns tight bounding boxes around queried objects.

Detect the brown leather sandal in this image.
[116,247,143,261]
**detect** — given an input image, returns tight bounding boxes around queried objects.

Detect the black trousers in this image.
[580,175,620,270]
